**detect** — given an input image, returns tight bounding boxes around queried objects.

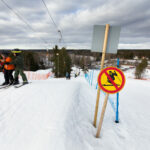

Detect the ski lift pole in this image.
[115,58,119,123]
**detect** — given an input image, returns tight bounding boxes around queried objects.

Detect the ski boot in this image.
[23,81,28,85]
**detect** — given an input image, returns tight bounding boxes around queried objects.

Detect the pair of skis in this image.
[0,84,11,89]
[0,82,30,89]
[14,82,31,88]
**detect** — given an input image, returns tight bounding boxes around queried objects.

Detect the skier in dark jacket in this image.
[11,49,28,85]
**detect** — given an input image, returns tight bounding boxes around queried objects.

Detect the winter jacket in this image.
[12,54,24,69]
[0,56,15,71]
[4,57,15,70]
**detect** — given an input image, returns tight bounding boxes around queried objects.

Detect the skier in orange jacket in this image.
[0,53,15,85]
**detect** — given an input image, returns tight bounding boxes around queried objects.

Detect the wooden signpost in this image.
[96,93,109,137]
[93,24,110,127]
[91,24,122,137]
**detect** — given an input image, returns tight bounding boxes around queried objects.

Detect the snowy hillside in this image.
[0,68,150,150]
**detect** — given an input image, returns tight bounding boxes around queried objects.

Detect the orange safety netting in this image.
[19,71,52,80]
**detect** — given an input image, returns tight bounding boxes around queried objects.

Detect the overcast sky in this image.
[0,0,150,49]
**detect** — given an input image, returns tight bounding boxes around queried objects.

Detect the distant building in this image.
[134,56,138,60]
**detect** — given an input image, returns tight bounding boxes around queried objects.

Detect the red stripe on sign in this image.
[104,71,119,90]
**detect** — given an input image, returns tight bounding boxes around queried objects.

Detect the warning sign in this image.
[98,67,125,94]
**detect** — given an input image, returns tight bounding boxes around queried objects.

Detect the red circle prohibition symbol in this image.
[98,67,125,94]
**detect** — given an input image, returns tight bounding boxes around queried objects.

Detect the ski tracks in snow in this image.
[0,79,97,150]
[64,78,98,150]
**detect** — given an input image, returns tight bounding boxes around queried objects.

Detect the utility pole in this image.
[56,53,59,77]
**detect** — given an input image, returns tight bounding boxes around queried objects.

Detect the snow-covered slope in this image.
[0,69,150,150]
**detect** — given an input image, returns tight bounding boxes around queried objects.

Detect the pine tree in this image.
[65,52,72,75]
[52,46,72,78]
[59,47,72,77]
[24,52,40,71]
[52,45,60,77]
[59,49,65,77]
[135,58,148,79]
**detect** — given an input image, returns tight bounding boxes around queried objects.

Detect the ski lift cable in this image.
[41,0,58,29]
[41,0,66,45]
[1,0,50,49]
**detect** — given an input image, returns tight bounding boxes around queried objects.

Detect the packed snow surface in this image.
[0,69,150,150]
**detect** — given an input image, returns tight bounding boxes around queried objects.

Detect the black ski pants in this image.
[4,69,14,84]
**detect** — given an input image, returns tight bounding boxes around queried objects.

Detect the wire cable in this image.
[41,0,64,44]
[41,0,57,28]
[1,0,49,48]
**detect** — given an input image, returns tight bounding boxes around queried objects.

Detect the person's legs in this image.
[2,69,9,85]
[8,70,14,85]
[13,68,19,85]
[19,69,28,83]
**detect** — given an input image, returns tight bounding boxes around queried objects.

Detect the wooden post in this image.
[96,93,109,138]
[93,24,110,127]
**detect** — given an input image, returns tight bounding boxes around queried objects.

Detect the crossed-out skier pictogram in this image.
[98,67,125,94]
